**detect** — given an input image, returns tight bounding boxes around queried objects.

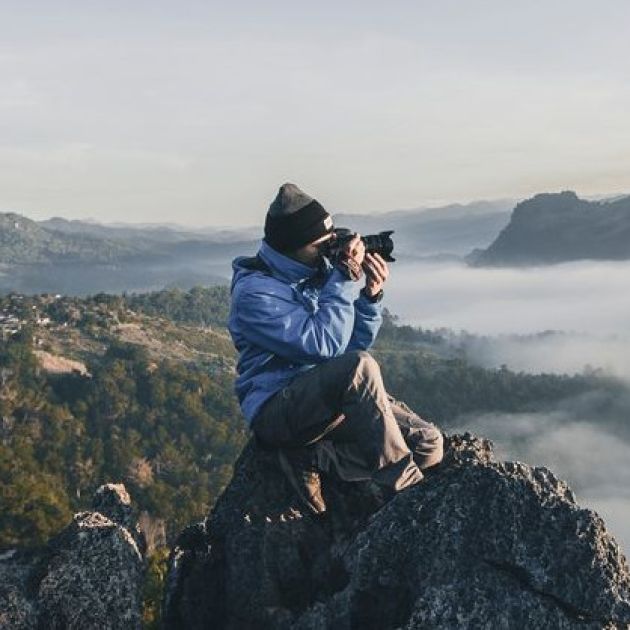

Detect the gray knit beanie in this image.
[264,183,334,252]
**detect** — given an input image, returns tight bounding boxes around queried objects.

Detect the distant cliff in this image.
[163,433,630,629]
[468,191,630,266]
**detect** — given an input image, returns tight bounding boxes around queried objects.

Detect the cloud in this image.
[387,259,630,379]
[455,332,630,381]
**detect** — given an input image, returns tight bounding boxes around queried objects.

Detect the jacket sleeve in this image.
[233,268,361,363]
[346,292,383,352]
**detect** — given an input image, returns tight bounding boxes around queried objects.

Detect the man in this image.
[228,183,443,515]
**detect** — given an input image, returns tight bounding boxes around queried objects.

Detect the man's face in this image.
[290,232,334,267]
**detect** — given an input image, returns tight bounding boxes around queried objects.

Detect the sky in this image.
[1,0,630,226]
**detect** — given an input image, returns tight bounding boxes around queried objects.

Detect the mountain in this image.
[40,216,208,244]
[469,191,630,266]
[1,199,515,294]
[4,189,628,292]
[39,201,513,259]
[0,211,256,294]
[334,199,514,259]
[0,212,141,264]
[4,436,629,629]
[163,434,630,629]
[40,216,260,245]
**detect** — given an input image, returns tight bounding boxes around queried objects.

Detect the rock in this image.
[0,483,145,630]
[0,550,37,629]
[469,191,630,266]
[163,433,630,629]
[92,483,137,532]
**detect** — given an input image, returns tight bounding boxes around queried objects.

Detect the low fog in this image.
[454,398,630,553]
[454,331,630,381]
[386,258,630,380]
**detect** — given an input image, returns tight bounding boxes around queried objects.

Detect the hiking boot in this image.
[277,448,327,515]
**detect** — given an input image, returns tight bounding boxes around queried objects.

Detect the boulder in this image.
[164,433,630,629]
[0,483,145,630]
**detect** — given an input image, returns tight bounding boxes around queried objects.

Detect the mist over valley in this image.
[386,257,630,375]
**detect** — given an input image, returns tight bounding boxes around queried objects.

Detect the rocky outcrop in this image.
[164,434,630,629]
[0,484,145,630]
[469,191,630,266]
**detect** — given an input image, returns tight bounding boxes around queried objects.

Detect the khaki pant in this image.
[252,351,443,493]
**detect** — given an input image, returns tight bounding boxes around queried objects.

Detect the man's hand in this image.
[343,233,365,266]
[363,252,389,297]
[336,233,365,282]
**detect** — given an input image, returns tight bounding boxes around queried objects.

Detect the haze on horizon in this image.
[1,0,629,227]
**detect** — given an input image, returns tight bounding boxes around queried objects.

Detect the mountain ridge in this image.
[469,191,630,266]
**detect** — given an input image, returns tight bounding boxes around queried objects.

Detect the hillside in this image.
[334,198,513,258]
[0,288,243,550]
[0,211,254,294]
[0,212,140,264]
[469,191,630,266]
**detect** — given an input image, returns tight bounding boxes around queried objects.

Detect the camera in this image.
[322,228,396,263]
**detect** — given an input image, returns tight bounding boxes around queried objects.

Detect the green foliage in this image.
[0,328,246,549]
[377,308,448,347]
[123,285,230,327]
[0,450,72,547]
[142,546,170,629]
[375,350,615,426]
[0,332,74,546]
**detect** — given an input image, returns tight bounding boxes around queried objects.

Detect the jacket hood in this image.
[231,240,323,291]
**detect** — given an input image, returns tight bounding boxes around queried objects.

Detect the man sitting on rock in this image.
[228,183,443,515]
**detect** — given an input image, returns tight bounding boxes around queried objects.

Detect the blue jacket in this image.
[228,240,383,425]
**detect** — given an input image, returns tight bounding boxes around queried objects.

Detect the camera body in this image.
[322,228,396,263]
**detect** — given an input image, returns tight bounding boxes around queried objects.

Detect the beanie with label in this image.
[264,183,334,252]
